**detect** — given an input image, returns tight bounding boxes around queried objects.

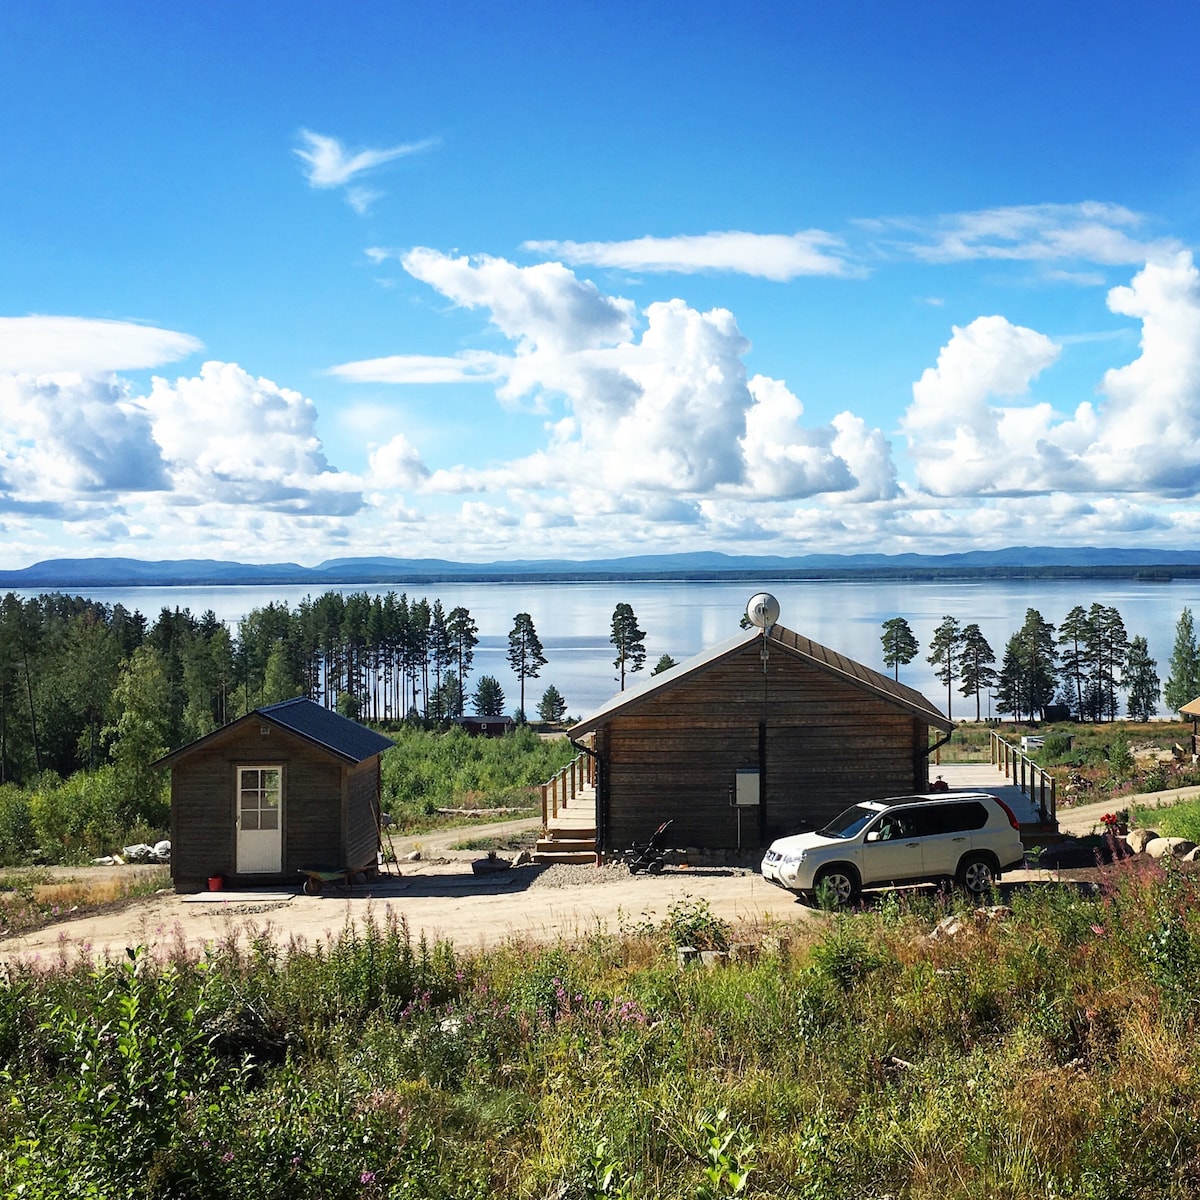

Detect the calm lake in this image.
[17,578,1200,720]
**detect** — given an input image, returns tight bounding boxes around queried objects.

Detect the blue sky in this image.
[3,1,1200,567]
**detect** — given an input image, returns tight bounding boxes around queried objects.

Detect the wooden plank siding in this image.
[171,722,348,892]
[596,637,940,854]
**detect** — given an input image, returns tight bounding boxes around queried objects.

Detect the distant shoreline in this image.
[2,548,1199,591]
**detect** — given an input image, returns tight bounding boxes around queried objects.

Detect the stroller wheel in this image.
[647,859,665,875]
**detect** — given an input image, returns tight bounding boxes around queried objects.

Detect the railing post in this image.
[541,783,548,827]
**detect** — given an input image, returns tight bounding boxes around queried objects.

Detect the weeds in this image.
[5,861,1200,1197]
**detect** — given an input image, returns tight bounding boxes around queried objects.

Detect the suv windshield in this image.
[818,804,882,840]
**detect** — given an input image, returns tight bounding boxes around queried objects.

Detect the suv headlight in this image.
[780,851,805,867]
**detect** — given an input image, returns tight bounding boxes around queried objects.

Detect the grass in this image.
[380,724,576,834]
[5,865,1200,1197]
[450,829,540,853]
[0,865,170,936]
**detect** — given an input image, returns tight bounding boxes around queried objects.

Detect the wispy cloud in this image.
[328,350,504,385]
[294,129,437,213]
[0,316,202,374]
[522,230,855,281]
[861,202,1180,269]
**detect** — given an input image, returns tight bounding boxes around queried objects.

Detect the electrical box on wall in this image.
[734,768,760,807]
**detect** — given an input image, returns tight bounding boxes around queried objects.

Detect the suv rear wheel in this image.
[956,853,997,897]
[812,864,860,908]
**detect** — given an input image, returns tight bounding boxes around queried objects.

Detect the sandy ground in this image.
[1,860,814,965]
[5,773,1196,966]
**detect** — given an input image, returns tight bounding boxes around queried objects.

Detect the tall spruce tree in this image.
[1164,607,1200,714]
[1125,636,1161,721]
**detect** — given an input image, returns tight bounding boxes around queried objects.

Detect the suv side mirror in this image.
[865,830,882,842]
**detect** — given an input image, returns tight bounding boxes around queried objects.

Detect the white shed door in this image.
[236,766,282,874]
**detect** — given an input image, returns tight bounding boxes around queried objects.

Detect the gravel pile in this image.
[526,861,633,890]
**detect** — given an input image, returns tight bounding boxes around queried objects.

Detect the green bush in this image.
[28,766,127,862]
[0,785,36,866]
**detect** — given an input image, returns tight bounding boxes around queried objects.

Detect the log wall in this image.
[601,639,932,852]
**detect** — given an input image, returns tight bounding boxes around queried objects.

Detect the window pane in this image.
[259,809,278,830]
[242,809,260,831]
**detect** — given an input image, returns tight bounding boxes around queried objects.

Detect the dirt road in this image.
[0,859,815,965]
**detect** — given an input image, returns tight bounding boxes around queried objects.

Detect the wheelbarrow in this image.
[297,861,381,896]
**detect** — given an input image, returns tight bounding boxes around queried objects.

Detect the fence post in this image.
[541,782,548,827]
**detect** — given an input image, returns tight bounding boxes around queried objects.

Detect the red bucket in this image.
[207,874,224,892]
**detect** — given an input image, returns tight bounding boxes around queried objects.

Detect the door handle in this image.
[904,841,920,847]
[953,836,967,842]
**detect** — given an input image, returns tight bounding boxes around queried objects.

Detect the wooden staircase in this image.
[535,753,597,865]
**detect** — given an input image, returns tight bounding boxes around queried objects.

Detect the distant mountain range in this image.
[3,547,1200,589]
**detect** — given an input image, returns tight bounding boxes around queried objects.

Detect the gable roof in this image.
[570,623,952,735]
[156,696,394,766]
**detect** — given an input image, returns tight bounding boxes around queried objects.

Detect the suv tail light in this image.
[994,797,1021,831]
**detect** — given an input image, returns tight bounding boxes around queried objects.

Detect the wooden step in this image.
[536,837,595,855]
[532,850,596,865]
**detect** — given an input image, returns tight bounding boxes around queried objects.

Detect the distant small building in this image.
[157,697,394,892]
[569,614,953,858]
[452,715,515,738]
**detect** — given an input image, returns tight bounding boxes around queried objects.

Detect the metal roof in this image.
[1180,697,1200,717]
[570,623,952,735]
[256,697,395,762]
[156,697,394,766]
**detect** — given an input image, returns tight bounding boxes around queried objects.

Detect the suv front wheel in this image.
[956,853,997,897]
[812,864,861,908]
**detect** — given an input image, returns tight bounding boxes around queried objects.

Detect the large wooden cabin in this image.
[569,620,953,859]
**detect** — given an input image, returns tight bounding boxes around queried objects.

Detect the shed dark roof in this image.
[570,623,952,735]
[156,697,394,766]
[257,698,395,762]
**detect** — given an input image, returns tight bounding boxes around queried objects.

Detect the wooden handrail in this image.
[539,753,594,826]
[990,731,1057,825]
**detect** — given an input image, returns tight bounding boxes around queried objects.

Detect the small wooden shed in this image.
[569,619,953,859]
[159,697,394,893]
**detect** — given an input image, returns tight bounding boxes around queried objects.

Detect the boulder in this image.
[512,849,533,866]
[405,850,422,862]
[1183,846,1200,864]
[1125,828,1159,854]
[1145,837,1198,860]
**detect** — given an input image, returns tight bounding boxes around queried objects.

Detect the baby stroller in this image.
[628,819,673,874]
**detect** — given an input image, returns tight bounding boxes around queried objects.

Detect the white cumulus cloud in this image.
[901,253,1200,499]
[0,372,169,508]
[143,361,362,514]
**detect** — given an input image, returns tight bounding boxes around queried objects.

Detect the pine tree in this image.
[506,612,547,721]
[958,623,998,721]
[610,603,647,690]
[1164,607,1200,714]
[926,616,963,719]
[880,617,919,681]
[1057,605,1091,719]
[651,654,677,675]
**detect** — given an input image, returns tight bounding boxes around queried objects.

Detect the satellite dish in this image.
[745,592,780,630]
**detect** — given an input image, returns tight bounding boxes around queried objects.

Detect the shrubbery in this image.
[6,865,1200,1196]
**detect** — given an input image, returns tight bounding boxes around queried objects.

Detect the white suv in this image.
[761,792,1025,906]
